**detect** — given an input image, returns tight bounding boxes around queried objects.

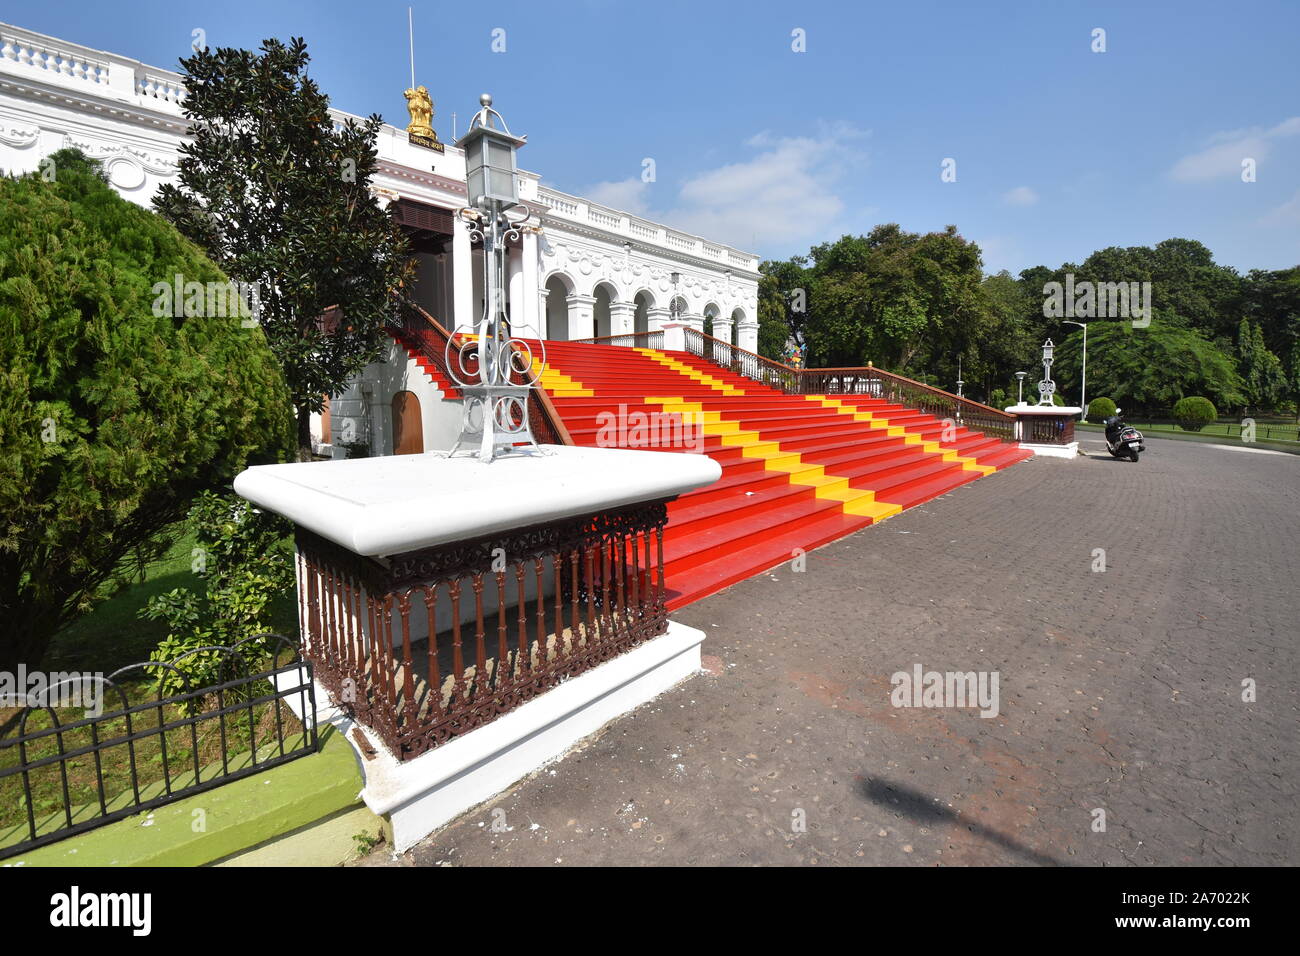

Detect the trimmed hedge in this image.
[1172,396,1217,431]
[1087,397,1117,420]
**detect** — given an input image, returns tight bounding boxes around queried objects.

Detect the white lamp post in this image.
[1036,338,1056,406]
[448,94,539,462]
[1015,371,1027,405]
[1063,319,1088,421]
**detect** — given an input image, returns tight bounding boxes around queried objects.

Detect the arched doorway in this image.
[545,274,573,341]
[593,282,615,338]
[634,290,654,335]
[391,390,424,455]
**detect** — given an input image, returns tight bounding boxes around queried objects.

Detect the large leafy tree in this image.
[1236,318,1288,412]
[0,151,292,671]
[1242,266,1300,417]
[1052,321,1244,415]
[799,225,988,374]
[154,37,411,459]
[756,257,809,359]
[978,271,1038,403]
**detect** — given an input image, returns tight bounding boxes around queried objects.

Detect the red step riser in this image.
[534,342,1029,607]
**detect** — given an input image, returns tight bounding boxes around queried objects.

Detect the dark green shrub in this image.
[1172,396,1217,431]
[1087,397,1117,420]
[140,492,294,709]
[0,149,293,671]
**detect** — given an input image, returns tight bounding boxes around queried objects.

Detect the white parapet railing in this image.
[535,185,760,273]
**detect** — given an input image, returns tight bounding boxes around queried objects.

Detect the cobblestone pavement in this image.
[365,436,1300,867]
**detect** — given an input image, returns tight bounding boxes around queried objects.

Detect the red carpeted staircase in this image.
[532,340,1031,608]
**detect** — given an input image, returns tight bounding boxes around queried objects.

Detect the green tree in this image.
[1242,266,1300,416]
[0,150,292,672]
[1236,318,1288,412]
[154,37,411,460]
[802,225,987,375]
[1053,321,1243,415]
[978,271,1038,403]
[756,257,808,360]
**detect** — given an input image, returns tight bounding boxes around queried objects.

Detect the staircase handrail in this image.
[679,328,1016,442]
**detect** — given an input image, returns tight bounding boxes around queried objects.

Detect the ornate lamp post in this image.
[448,94,542,462]
[670,271,681,325]
[956,356,964,398]
[1036,338,1056,406]
[1063,319,1088,420]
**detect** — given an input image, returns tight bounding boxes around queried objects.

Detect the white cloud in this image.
[583,178,651,216]
[1170,117,1300,183]
[1260,188,1300,226]
[1002,186,1038,206]
[578,125,867,252]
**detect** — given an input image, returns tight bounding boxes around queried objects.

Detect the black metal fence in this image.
[0,634,317,860]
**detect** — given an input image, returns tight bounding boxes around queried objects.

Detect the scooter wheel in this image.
[1129,448,1140,462]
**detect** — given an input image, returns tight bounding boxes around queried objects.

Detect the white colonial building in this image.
[0,20,760,455]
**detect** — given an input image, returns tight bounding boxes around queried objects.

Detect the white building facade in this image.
[0,21,761,455]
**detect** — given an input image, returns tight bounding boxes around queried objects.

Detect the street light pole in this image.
[1064,319,1087,420]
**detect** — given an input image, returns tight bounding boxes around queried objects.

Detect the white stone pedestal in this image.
[235,444,721,850]
[1005,404,1082,459]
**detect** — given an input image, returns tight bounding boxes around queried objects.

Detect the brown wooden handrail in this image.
[679,327,1015,423]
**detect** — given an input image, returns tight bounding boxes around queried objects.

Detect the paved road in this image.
[367,436,1300,866]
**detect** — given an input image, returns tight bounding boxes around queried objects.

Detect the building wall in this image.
[0,19,762,453]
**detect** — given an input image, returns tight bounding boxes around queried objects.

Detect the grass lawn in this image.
[41,524,300,676]
[1132,420,1299,443]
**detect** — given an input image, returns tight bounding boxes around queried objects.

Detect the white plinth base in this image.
[349,621,705,852]
[1020,441,1079,459]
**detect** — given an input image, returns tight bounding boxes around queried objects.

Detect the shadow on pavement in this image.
[858,776,1063,867]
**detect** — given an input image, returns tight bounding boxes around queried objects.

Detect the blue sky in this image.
[9,0,1299,274]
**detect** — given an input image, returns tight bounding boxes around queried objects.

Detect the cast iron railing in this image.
[294,501,670,762]
[572,331,666,350]
[678,328,1018,443]
[1021,414,1076,444]
[0,636,316,860]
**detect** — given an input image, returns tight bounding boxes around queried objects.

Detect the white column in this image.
[521,228,540,339]
[566,294,596,341]
[452,215,474,332]
[537,288,550,339]
[712,318,735,366]
[609,302,637,340]
[507,244,524,331]
[646,306,672,332]
[681,312,705,333]
[737,319,759,354]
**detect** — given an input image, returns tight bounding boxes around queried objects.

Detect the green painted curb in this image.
[7,725,362,867]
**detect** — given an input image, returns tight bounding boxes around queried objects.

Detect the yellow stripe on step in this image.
[803,394,995,475]
[631,375,901,522]
[532,359,594,397]
[635,348,746,396]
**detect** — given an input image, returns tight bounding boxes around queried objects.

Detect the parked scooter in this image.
[1103,409,1145,462]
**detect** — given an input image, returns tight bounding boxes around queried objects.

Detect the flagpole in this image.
[408,7,415,89]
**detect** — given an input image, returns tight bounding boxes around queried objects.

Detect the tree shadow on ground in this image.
[858,776,1063,866]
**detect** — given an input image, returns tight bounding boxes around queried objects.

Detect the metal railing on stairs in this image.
[678,328,1018,443]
